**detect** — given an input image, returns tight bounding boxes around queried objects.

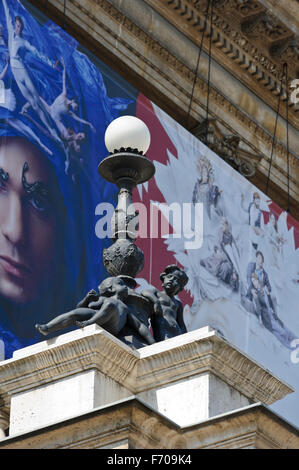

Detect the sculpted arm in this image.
[75,298,105,328]
[176,302,187,334]
[141,288,162,315]
[76,289,99,308]
[141,288,158,303]
[88,297,105,310]
[79,299,107,326]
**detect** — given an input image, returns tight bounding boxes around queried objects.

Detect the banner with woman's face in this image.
[0,0,138,358]
[0,0,298,430]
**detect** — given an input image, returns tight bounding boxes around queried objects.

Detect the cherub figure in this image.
[35,276,155,344]
[141,265,189,342]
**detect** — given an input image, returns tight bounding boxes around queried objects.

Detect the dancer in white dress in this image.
[3,0,59,142]
[36,57,95,138]
[0,54,52,156]
[241,191,265,252]
[21,56,94,172]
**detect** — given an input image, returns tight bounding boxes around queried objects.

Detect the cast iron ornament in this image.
[36,139,189,348]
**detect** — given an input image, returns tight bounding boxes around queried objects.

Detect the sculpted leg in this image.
[35,308,94,335]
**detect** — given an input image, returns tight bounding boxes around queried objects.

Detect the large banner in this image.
[0,0,137,357]
[134,95,299,428]
[0,0,298,429]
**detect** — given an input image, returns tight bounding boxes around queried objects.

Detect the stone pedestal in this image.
[0,325,293,438]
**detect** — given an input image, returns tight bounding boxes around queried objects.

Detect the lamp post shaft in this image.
[98,150,155,278]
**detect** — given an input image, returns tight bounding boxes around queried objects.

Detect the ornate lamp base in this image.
[103,238,144,278]
[99,150,154,278]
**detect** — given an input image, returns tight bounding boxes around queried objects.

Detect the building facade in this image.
[0,0,298,449]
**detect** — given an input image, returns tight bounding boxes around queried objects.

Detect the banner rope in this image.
[284,63,290,214]
[266,69,284,197]
[63,0,67,30]
[186,0,211,131]
[205,0,214,141]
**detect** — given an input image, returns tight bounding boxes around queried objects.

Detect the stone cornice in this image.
[259,0,299,36]
[0,399,298,449]
[136,328,292,404]
[145,0,298,123]
[0,327,139,405]
[0,326,293,410]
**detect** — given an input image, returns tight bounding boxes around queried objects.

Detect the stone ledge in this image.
[0,325,293,408]
[0,326,139,404]
[136,327,292,405]
[0,398,298,449]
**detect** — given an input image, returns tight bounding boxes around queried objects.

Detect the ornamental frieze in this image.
[159,0,298,97]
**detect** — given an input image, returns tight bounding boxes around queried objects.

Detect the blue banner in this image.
[0,0,137,358]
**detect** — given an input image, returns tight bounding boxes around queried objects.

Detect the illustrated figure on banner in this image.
[0,52,54,155]
[261,211,287,271]
[0,136,68,357]
[3,0,60,143]
[23,56,95,136]
[27,56,95,173]
[199,217,240,292]
[192,155,223,220]
[241,191,266,252]
[243,256,297,349]
[2,0,96,177]
[257,210,299,310]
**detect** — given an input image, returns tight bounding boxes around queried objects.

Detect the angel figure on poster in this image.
[240,190,270,257]
[264,212,287,269]
[192,154,224,221]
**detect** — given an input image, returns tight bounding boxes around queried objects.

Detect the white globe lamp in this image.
[104,115,151,155]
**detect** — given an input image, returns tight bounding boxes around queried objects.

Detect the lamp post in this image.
[98,116,155,279]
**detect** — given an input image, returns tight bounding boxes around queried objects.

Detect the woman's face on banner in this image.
[0,138,62,304]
